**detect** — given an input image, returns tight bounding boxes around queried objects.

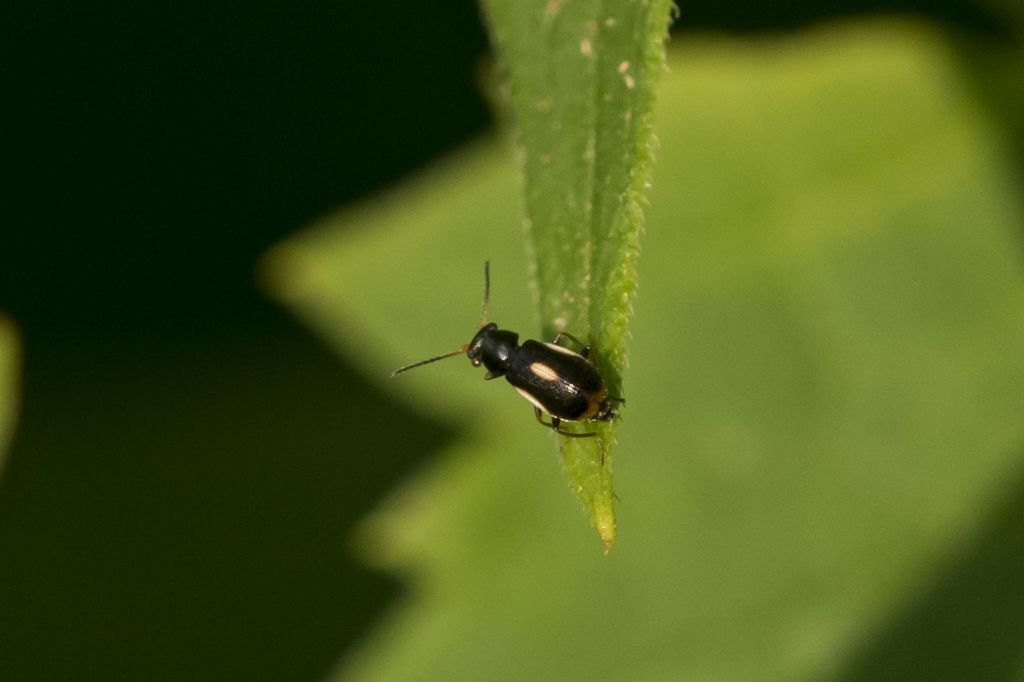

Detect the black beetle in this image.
[391,262,621,438]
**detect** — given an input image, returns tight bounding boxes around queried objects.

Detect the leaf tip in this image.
[599,520,616,555]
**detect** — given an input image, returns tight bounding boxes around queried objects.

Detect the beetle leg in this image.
[534,407,555,431]
[534,408,598,439]
[562,428,599,438]
[552,331,591,358]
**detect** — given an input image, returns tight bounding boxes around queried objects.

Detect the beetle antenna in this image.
[391,344,470,377]
[478,260,490,328]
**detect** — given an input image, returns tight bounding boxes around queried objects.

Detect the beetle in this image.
[391,262,622,438]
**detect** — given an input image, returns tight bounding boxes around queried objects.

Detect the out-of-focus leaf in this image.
[265,19,1024,682]
[481,0,674,552]
[0,316,20,475]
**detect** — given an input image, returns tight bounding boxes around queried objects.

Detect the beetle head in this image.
[467,323,519,375]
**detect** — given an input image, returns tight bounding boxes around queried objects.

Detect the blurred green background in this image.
[2,2,1023,681]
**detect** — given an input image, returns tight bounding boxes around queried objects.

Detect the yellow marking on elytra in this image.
[514,386,547,412]
[543,342,578,356]
[529,362,560,382]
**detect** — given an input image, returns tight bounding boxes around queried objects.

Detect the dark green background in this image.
[1,1,1019,680]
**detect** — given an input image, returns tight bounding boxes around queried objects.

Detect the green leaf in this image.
[481,0,674,551]
[266,19,1024,681]
[0,315,20,476]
